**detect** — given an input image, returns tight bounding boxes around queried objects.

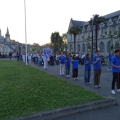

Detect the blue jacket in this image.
[93,56,101,70]
[59,55,66,64]
[107,55,112,62]
[111,55,120,73]
[72,59,79,69]
[65,58,71,66]
[84,58,91,70]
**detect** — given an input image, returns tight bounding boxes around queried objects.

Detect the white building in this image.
[67,10,120,56]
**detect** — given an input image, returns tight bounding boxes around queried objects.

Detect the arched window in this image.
[107,41,110,52]
[82,43,85,52]
[70,44,73,52]
[77,44,80,52]
[99,42,105,52]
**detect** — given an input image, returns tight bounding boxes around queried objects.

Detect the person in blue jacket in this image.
[93,50,101,88]
[72,54,79,80]
[111,49,120,94]
[84,53,91,84]
[65,54,71,77]
[59,52,66,75]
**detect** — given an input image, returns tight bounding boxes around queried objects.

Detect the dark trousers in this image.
[73,69,78,78]
[10,56,12,60]
[112,72,120,90]
[94,69,101,86]
[84,70,91,83]
[66,65,70,75]
[17,56,19,61]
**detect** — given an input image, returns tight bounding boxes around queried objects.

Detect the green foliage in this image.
[108,30,114,38]
[118,30,120,38]
[50,32,60,44]
[62,33,67,40]
[86,35,90,40]
[0,61,104,120]
[114,31,118,35]
[68,25,81,35]
[89,14,105,25]
[33,43,39,46]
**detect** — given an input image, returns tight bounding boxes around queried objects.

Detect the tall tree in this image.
[108,30,114,54]
[58,36,63,50]
[89,14,105,50]
[50,32,60,53]
[68,26,81,53]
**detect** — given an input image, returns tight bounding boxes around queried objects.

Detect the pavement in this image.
[1,58,120,120]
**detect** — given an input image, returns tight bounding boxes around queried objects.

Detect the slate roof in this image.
[71,10,120,27]
[104,10,120,19]
[72,19,87,26]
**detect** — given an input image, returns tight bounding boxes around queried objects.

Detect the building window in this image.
[99,42,105,52]
[78,44,80,52]
[107,41,110,52]
[101,28,103,34]
[82,43,85,52]
[119,24,120,31]
[70,44,73,52]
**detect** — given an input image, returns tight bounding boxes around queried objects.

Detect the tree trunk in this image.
[74,34,76,54]
[95,24,98,51]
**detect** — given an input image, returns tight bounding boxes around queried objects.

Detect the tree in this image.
[58,36,63,50]
[33,43,39,46]
[89,14,105,50]
[50,32,60,53]
[68,26,81,53]
[108,30,114,54]
[62,33,67,41]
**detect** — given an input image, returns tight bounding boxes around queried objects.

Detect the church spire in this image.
[6,27,10,35]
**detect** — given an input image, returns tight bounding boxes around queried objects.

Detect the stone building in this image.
[67,10,120,56]
[0,27,15,56]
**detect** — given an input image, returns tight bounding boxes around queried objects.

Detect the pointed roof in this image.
[104,10,120,19]
[71,18,86,26]
[6,27,10,35]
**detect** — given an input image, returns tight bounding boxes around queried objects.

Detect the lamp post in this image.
[91,16,94,61]
[24,0,27,65]
[54,34,56,54]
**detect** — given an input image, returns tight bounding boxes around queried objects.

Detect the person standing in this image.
[111,49,120,94]
[84,53,91,84]
[9,52,12,60]
[43,46,50,69]
[59,52,66,75]
[107,53,112,71]
[72,55,79,80]
[65,54,71,77]
[93,50,101,88]
[28,53,32,63]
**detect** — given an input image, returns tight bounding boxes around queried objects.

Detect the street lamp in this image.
[24,0,27,65]
[54,34,56,54]
[91,16,94,61]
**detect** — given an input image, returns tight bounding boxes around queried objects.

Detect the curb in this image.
[12,97,117,120]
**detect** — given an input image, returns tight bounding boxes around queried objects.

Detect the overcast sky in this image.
[0,0,120,45]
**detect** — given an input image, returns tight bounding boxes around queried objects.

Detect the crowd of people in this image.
[9,47,120,95]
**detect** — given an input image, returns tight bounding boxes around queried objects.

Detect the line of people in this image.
[16,48,120,95]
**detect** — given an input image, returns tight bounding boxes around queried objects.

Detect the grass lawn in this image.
[0,60,104,120]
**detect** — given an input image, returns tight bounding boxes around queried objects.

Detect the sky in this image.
[0,0,120,45]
